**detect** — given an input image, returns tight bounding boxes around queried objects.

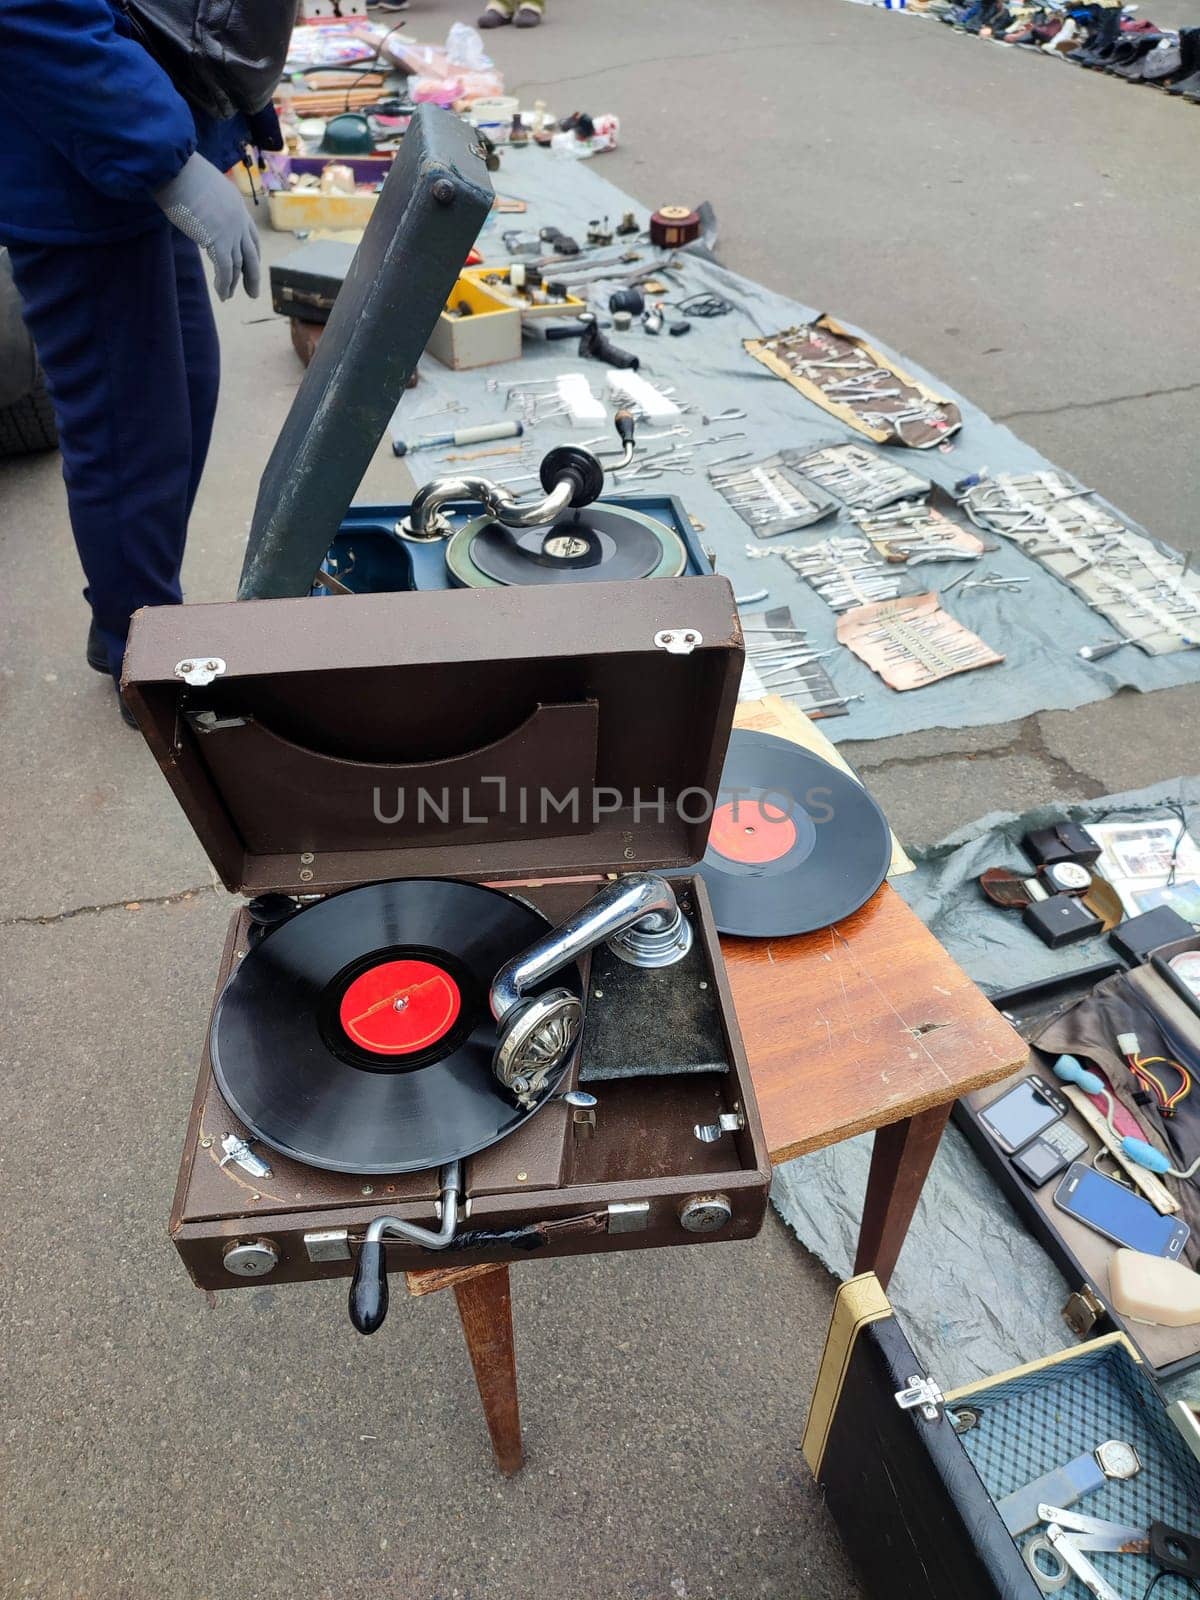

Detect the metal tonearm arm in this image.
[400,411,636,542]
[490,871,689,1021]
[404,473,575,542]
[489,873,692,1110]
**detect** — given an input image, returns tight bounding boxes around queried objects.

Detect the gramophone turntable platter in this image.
[210,879,583,1174]
[445,504,688,587]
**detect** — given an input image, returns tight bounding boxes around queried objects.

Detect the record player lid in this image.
[122,576,743,896]
[238,105,494,603]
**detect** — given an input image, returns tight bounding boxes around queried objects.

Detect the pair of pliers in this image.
[1025,1504,1149,1599]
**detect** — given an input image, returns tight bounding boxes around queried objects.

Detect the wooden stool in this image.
[406,1262,523,1476]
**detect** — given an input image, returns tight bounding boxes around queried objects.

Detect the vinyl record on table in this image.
[445,504,687,587]
[698,731,891,938]
[210,879,580,1174]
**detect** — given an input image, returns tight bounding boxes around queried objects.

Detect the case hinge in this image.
[174,656,226,687]
[1063,1286,1106,1337]
[654,628,702,655]
[894,1374,944,1422]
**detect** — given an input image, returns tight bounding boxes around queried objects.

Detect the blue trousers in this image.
[8,219,219,679]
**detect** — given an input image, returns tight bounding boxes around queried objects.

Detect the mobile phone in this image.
[1012,1122,1089,1189]
[979,1075,1069,1155]
[1054,1163,1191,1259]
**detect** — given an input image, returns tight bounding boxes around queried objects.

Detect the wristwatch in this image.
[1096,1439,1141,1480]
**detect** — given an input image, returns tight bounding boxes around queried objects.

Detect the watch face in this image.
[1049,861,1092,893]
[1095,1440,1141,1480]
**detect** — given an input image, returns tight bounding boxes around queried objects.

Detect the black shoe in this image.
[1167,28,1200,87]
[1077,6,1122,64]
[117,689,137,729]
[86,618,109,674]
[1140,38,1183,80]
[1101,37,1138,70]
[1110,35,1166,76]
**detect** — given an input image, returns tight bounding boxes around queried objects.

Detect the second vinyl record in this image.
[698,731,891,937]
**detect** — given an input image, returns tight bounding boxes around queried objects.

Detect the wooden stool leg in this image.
[452,1264,524,1476]
[854,1102,951,1288]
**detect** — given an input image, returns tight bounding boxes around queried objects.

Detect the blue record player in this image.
[315,489,710,597]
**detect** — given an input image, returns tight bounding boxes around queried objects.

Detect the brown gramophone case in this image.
[122,576,772,1292]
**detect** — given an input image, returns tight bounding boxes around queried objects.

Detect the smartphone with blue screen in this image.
[1053,1163,1190,1259]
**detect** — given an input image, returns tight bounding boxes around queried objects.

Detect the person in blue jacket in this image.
[0,0,263,724]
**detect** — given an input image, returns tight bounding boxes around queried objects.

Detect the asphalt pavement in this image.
[3,1,1199,1594]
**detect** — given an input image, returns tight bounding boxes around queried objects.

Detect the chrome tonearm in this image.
[489,872,692,1109]
[400,410,636,542]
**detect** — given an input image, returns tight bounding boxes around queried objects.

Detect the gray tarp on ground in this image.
[773,782,1200,1402]
[894,776,1200,994]
[396,153,1200,740]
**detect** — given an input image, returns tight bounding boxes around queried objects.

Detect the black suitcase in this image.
[805,1274,1200,1600]
[268,239,356,324]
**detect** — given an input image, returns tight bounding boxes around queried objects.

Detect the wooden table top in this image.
[721,883,1026,1165]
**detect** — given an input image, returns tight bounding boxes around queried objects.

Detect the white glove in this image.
[154,152,261,301]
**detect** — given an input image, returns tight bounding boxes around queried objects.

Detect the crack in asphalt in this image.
[848,715,1107,797]
[2,884,219,929]
[996,377,1200,421]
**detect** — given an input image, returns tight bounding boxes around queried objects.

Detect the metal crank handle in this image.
[348,1160,463,1335]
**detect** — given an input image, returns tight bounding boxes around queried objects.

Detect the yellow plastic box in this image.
[426,276,523,370]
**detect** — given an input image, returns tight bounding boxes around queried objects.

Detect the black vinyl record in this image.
[698,731,891,938]
[211,879,580,1174]
[468,505,673,585]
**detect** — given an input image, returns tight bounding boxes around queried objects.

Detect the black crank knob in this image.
[349,1239,388,1335]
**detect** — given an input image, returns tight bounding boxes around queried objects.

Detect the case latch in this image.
[694,1106,745,1143]
[607,1200,650,1233]
[894,1374,944,1422]
[174,656,226,687]
[654,628,702,655]
[1063,1286,1106,1337]
[304,1229,351,1263]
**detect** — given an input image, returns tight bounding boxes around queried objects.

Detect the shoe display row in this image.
[908,0,1200,99]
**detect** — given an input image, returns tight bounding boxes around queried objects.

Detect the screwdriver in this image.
[392,420,524,458]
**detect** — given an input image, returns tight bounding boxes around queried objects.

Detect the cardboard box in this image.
[426,276,522,370]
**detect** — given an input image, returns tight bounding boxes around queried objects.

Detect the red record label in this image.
[338,958,462,1056]
[709,798,797,865]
